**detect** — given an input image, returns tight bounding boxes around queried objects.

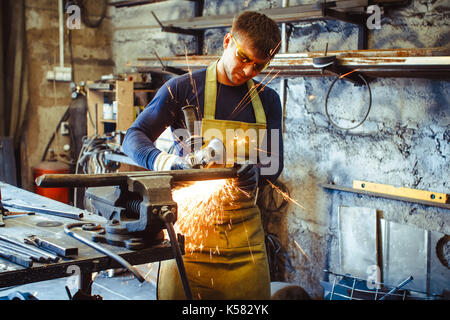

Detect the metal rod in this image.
[36,167,238,188]
[2,201,83,220]
[379,276,414,300]
[0,247,33,268]
[0,243,48,263]
[0,234,59,262]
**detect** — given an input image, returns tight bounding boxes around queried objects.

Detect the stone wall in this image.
[111,0,449,298]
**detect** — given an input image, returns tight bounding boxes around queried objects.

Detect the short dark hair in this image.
[231,11,281,59]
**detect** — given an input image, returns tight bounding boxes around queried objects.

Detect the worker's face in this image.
[219,33,271,86]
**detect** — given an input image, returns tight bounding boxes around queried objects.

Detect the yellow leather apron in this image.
[158,61,271,300]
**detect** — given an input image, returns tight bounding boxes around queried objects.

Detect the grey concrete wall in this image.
[111,0,449,298]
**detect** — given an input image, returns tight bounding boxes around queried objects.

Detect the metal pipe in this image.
[36,167,238,188]
[59,0,64,68]
[379,276,414,300]
[0,234,60,262]
[2,201,83,220]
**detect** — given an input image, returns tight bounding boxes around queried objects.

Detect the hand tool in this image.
[24,235,78,257]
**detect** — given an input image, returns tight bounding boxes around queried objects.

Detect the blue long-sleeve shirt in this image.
[122,69,284,185]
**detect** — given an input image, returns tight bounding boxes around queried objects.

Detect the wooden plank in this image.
[353,180,449,204]
[321,183,450,210]
[115,81,134,133]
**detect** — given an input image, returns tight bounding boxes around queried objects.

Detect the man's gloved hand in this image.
[153,151,192,171]
[236,163,260,194]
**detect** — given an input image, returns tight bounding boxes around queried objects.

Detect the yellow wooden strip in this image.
[353,180,449,204]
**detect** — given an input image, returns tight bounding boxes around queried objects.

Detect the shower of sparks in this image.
[265,179,306,210]
[294,240,311,262]
[172,178,243,254]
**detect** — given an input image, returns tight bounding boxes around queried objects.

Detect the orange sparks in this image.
[339,68,361,79]
[172,179,242,254]
[265,179,306,210]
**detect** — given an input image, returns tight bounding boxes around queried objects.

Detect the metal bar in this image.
[0,247,33,268]
[2,201,84,220]
[0,234,59,262]
[379,276,413,300]
[29,236,78,257]
[36,167,238,188]
[0,243,47,263]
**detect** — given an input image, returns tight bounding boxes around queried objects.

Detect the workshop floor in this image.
[0,265,158,300]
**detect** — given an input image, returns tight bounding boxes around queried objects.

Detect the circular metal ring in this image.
[325,74,372,130]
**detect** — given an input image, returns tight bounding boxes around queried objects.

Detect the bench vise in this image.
[36,168,238,249]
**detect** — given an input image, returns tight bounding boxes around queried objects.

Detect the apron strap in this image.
[204,61,218,120]
[204,61,266,125]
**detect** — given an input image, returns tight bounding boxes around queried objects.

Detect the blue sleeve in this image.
[122,80,179,170]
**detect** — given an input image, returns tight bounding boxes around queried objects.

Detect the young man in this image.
[122,11,284,299]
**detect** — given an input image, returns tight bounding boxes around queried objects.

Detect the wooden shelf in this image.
[132,47,450,80]
[87,80,135,136]
[115,0,408,31]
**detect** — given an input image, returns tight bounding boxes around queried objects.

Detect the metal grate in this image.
[322,270,444,300]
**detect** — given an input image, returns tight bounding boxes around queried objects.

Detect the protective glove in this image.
[236,162,260,194]
[153,151,192,171]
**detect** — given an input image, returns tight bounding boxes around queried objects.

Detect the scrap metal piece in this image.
[380,219,428,292]
[25,235,78,257]
[338,206,379,280]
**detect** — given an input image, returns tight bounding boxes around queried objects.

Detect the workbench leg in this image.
[78,271,93,295]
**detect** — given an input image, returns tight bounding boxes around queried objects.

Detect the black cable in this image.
[164,221,193,300]
[324,74,372,131]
